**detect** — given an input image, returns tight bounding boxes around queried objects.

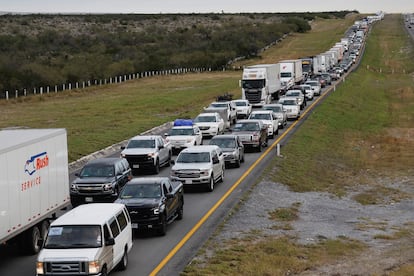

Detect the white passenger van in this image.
[36,203,133,276]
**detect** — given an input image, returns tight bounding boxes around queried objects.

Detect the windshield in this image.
[233,122,260,131]
[119,183,161,199]
[209,103,227,108]
[286,91,300,97]
[44,225,102,249]
[280,72,292,78]
[127,139,155,149]
[250,113,271,120]
[194,116,216,123]
[242,79,265,89]
[169,128,193,136]
[210,138,236,148]
[264,106,282,112]
[79,165,114,177]
[306,82,318,87]
[176,152,210,163]
[281,100,297,106]
[234,101,247,107]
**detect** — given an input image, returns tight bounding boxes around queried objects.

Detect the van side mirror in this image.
[105,237,115,246]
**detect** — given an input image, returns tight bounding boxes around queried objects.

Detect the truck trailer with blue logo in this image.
[0,128,70,254]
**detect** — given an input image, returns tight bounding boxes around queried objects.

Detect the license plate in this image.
[85,197,93,202]
[133,164,140,169]
[132,223,138,229]
[185,180,192,184]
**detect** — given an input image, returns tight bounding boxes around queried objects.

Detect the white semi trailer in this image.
[241,64,282,105]
[0,128,70,254]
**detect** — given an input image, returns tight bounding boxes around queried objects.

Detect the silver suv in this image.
[121,135,172,175]
[170,145,225,192]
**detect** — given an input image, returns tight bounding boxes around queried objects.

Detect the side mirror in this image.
[121,146,126,150]
[212,158,219,164]
[105,237,115,246]
[170,160,175,165]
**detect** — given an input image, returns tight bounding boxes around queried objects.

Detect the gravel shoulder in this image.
[210,175,414,274]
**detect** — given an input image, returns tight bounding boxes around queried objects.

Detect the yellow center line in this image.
[150,84,334,275]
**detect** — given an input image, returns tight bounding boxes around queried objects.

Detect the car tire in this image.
[118,249,128,271]
[165,152,171,167]
[101,266,108,276]
[153,159,160,174]
[176,201,184,220]
[235,157,241,168]
[158,215,167,236]
[220,168,225,183]
[206,175,214,192]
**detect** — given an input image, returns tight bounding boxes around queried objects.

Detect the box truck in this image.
[0,128,70,254]
[241,64,281,106]
[301,57,314,79]
[279,59,304,90]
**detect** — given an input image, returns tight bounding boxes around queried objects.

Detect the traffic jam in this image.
[0,16,377,276]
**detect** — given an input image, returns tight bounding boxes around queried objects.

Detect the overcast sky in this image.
[0,0,412,14]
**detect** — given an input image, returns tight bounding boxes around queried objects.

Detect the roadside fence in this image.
[1,67,212,100]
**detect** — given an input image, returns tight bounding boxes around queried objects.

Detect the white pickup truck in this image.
[206,101,238,125]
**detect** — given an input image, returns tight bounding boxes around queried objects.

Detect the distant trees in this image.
[0,12,354,93]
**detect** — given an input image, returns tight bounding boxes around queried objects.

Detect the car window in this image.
[109,218,120,238]
[117,211,128,231]
[80,164,114,177]
[176,152,210,163]
[127,139,155,148]
[163,180,172,193]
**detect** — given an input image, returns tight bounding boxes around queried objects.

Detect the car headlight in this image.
[147,152,156,158]
[70,183,78,191]
[152,204,165,215]
[36,262,44,275]
[186,138,194,143]
[200,169,210,176]
[88,261,101,274]
[103,183,113,191]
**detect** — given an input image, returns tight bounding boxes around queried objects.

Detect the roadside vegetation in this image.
[0,12,354,94]
[0,13,356,162]
[183,14,414,275]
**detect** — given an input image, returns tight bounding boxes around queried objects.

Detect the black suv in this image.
[70,157,132,207]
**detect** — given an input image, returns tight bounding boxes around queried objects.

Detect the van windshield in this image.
[44,225,102,249]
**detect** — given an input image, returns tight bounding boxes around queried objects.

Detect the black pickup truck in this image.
[115,177,184,236]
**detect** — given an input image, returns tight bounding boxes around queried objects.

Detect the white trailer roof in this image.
[0,128,66,153]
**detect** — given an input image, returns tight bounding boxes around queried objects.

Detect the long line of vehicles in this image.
[0,16,374,276]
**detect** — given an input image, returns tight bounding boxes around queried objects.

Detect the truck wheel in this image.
[153,159,160,174]
[158,215,167,236]
[40,220,50,243]
[220,168,225,183]
[206,176,214,192]
[165,153,171,167]
[101,266,108,276]
[118,249,128,271]
[23,226,41,255]
[235,157,241,168]
[176,202,184,220]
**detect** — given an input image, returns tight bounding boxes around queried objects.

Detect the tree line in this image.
[0,11,356,93]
